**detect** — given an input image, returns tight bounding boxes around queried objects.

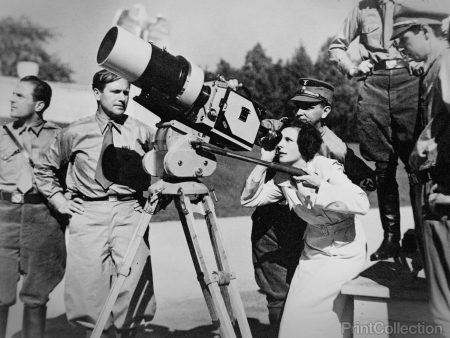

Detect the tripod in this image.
[91,179,252,338]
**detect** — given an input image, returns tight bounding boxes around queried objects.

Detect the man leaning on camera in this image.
[34,69,156,338]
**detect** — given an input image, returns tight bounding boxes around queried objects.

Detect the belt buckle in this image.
[11,192,24,204]
[385,60,396,69]
[108,195,118,202]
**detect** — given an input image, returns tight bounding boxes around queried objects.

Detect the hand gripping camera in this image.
[97,26,266,178]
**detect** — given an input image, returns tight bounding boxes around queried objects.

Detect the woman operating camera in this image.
[241,121,369,338]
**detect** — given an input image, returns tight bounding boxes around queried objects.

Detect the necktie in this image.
[382,0,394,49]
[95,122,114,189]
[17,127,34,194]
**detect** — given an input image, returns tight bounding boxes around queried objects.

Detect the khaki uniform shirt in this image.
[0,120,60,193]
[320,126,347,164]
[35,111,154,199]
[328,0,403,74]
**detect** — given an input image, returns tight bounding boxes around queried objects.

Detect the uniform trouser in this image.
[279,221,367,338]
[0,200,66,307]
[65,199,156,330]
[422,200,450,337]
[357,68,420,241]
[251,204,306,321]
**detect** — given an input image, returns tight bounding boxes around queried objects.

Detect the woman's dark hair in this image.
[281,120,322,162]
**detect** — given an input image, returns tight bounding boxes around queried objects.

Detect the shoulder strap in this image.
[2,125,34,167]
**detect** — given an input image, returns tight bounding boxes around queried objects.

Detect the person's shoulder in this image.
[125,115,155,134]
[0,121,13,136]
[63,115,95,135]
[313,154,343,169]
[68,115,95,128]
[322,126,345,144]
[315,155,345,175]
[126,115,150,127]
[43,121,61,130]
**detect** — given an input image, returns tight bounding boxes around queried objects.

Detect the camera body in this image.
[97,26,266,153]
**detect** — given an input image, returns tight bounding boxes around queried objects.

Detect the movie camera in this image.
[91,26,313,338]
[97,26,279,178]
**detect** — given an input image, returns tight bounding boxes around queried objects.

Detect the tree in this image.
[238,43,285,119]
[0,16,73,82]
[279,43,315,117]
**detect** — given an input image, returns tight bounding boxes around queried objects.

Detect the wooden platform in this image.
[341,261,428,338]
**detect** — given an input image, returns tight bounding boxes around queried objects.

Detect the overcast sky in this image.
[3,0,359,84]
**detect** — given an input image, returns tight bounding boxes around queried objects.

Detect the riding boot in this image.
[370,161,401,261]
[409,177,425,274]
[22,305,46,338]
[268,306,283,337]
[0,306,8,338]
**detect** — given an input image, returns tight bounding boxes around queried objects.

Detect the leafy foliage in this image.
[210,37,358,141]
[0,16,73,82]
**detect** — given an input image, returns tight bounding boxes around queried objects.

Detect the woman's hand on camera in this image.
[260,147,276,162]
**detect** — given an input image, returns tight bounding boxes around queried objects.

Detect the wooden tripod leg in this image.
[203,197,234,323]
[90,202,155,338]
[202,195,253,338]
[174,194,237,338]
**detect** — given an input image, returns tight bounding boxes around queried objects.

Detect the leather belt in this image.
[75,193,141,202]
[0,190,45,204]
[373,59,408,71]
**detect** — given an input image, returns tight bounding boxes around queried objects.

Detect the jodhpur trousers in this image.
[0,200,66,307]
[65,199,156,330]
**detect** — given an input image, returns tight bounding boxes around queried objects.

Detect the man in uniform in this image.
[34,69,156,338]
[0,76,66,338]
[328,0,423,262]
[252,78,375,334]
[392,2,450,335]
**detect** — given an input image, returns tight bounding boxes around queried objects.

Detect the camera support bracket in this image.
[90,179,252,338]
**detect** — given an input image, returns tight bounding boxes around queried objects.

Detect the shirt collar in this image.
[95,110,128,135]
[13,119,46,136]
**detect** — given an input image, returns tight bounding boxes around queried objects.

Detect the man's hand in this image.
[50,193,84,216]
[349,60,374,77]
[408,61,424,76]
[226,79,241,90]
[429,184,450,214]
[261,118,285,132]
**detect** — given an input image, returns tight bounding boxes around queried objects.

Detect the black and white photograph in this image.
[1,0,450,337]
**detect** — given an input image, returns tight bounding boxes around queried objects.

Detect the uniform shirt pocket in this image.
[1,148,20,161]
[0,147,21,183]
